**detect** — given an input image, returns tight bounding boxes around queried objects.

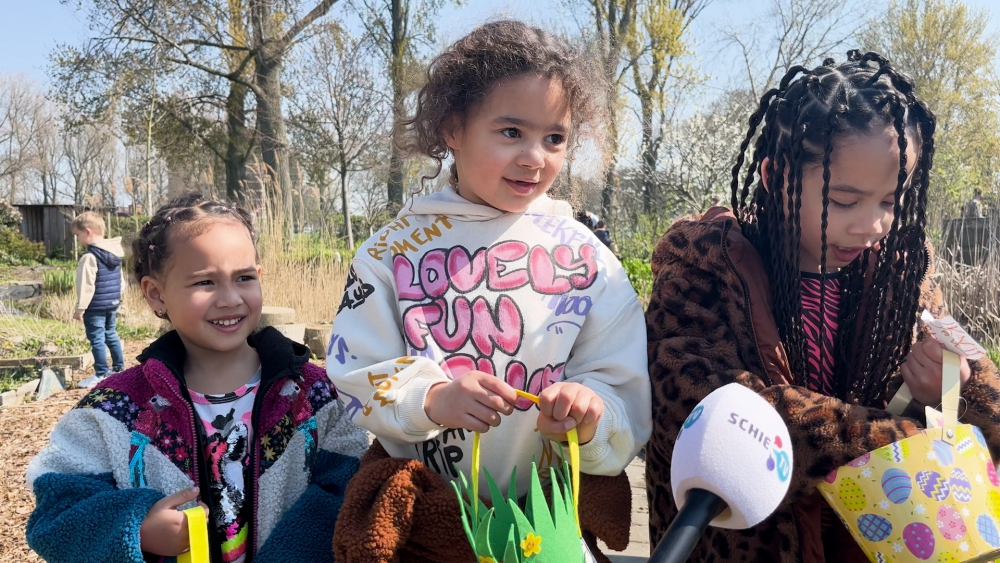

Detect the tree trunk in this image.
[387,0,405,209]
[341,168,354,249]
[225,82,250,203]
[255,52,293,231]
[602,96,619,221]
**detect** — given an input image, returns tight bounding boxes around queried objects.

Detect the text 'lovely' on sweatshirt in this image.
[327,186,652,497]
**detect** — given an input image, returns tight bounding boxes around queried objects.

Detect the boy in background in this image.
[71,211,125,388]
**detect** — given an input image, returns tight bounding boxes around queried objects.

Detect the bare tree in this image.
[350,0,449,208]
[719,0,861,100]
[289,24,392,249]
[31,104,64,205]
[63,122,116,206]
[626,0,710,213]
[0,74,47,202]
[59,0,339,218]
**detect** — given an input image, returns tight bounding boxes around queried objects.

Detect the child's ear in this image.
[141,276,166,316]
[442,115,463,151]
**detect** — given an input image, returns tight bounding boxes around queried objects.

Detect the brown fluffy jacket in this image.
[645,208,1000,562]
[334,440,633,563]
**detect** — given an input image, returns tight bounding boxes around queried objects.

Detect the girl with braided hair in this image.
[645,51,1000,561]
[26,193,367,563]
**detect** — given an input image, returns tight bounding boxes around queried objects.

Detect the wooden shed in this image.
[15,205,116,257]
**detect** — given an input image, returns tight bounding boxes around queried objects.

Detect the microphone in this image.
[650,383,794,563]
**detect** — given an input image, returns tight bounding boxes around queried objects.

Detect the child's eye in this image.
[830,199,856,210]
[881,200,896,209]
[546,134,565,145]
[192,280,213,286]
[237,275,256,282]
[501,128,521,139]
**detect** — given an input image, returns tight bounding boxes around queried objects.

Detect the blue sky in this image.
[3,0,999,88]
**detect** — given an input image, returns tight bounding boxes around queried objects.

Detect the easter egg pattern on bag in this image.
[824,469,838,484]
[857,514,893,542]
[847,452,871,468]
[987,461,1000,488]
[936,553,959,563]
[881,468,913,504]
[931,440,955,466]
[916,470,951,502]
[876,442,910,463]
[838,477,867,511]
[987,490,1000,520]
[936,506,967,541]
[949,468,973,503]
[903,522,936,560]
[973,426,988,448]
[977,513,1000,548]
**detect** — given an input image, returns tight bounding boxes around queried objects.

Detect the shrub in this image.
[622,257,653,304]
[0,227,44,264]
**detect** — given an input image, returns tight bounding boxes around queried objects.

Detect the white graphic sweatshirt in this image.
[327,186,651,497]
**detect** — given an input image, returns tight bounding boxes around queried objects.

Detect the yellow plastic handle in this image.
[177,506,210,563]
[470,390,581,534]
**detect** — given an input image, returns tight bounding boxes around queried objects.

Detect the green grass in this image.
[0,367,38,394]
[0,316,90,359]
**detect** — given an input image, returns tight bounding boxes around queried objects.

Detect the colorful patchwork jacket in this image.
[26,327,369,563]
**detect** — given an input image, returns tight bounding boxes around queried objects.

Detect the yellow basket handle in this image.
[470,390,581,535]
[177,505,210,563]
[886,349,962,445]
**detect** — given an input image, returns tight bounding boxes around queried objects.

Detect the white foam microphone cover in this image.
[670,383,793,529]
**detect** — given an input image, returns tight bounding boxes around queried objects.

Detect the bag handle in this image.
[886,349,961,444]
[177,505,210,563]
[471,389,581,535]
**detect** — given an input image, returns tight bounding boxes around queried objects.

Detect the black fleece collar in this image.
[137,326,310,384]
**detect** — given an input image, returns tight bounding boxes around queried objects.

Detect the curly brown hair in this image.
[396,19,606,188]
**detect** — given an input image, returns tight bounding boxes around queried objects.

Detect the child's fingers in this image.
[551,387,576,421]
[580,395,604,426]
[467,401,503,428]
[198,502,210,518]
[161,487,200,509]
[921,339,944,363]
[909,342,935,371]
[478,376,517,411]
[460,412,492,433]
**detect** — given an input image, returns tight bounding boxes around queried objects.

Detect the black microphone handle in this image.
[648,488,729,563]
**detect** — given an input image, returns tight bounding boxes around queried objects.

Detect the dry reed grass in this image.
[260,251,348,325]
[936,256,1000,356]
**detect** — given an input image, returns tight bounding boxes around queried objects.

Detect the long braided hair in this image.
[730,50,936,406]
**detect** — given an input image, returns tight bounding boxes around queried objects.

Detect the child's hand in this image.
[536,382,604,445]
[901,338,972,405]
[72,312,82,322]
[424,371,517,432]
[139,487,209,556]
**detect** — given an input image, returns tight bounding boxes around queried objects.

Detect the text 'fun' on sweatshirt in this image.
[327,185,652,497]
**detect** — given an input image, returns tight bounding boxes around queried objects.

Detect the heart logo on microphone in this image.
[767,435,791,483]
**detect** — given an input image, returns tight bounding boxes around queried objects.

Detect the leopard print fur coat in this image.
[645,208,1000,562]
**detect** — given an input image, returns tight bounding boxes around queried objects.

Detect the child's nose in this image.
[515,143,545,169]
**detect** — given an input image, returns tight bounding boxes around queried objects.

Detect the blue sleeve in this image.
[254,450,360,563]
[27,472,165,563]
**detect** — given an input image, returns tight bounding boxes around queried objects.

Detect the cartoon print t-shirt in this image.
[189,367,260,563]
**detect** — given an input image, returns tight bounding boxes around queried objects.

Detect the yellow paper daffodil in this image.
[520,533,542,558]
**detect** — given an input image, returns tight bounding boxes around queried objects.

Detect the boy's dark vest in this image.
[87,246,122,311]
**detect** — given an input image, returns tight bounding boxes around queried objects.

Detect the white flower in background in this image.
[977,474,985,484]
[927,452,937,461]
[862,468,873,478]
[960,542,970,552]
[915,504,926,514]
[893,543,904,553]
[879,500,890,510]
[963,507,971,517]
[982,452,988,462]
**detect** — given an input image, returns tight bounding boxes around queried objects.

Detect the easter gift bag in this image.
[178,505,209,563]
[817,311,1000,563]
[452,390,585,563]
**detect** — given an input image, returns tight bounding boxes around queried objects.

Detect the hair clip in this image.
[149,245,155,250]
[166,216,172,221]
